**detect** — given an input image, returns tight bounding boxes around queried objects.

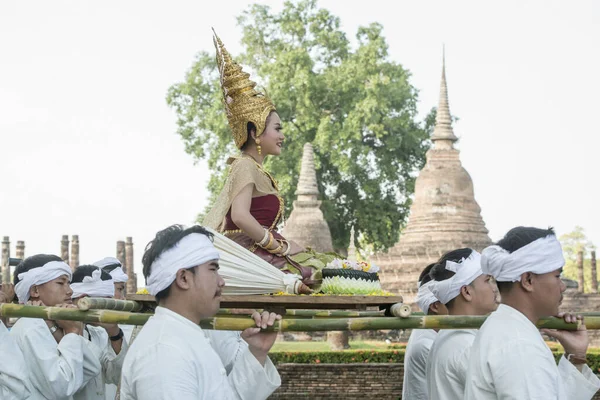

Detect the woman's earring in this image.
[255,139,262,155]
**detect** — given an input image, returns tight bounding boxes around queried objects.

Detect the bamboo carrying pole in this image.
[77,298,390,318]
[3,304,600,331]
[77,298,143,312]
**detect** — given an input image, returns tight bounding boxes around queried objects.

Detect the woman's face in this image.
[258,112,284,156]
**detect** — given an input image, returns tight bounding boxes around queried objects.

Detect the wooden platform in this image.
[127,294,403,311]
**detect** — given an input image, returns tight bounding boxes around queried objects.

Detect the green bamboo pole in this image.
[216,309,386,318]
[76,303,385,318]
[77,298,143,312]
[3,304,600,331]
[580,312,600,317]
[0,303,150,325]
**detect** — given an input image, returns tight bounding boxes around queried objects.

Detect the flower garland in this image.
[325,258,380,274]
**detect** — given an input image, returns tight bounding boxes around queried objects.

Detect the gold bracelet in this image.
[267,245,283,254]
[258,232,274,250]
[258,229,270,247]
[282,241,291,256]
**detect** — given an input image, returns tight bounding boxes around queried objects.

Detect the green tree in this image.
[559,226,597,293]
[166,0,434,251]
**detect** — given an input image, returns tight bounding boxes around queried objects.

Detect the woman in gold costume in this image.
[203,33,328,294]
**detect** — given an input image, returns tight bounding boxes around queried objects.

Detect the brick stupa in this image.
[282,143,334,253]
[374,55,492,304]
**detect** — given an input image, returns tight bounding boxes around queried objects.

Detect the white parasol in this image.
[206,227,302,295]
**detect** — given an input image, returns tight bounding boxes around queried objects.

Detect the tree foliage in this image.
[166,0,434,251]
[559,226,598,293]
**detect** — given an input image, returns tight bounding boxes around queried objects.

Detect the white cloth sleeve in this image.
[121,344,200,400]
[88,327,128,386]
[455,345,471,385]
[487,340,561,399]
[208,330,281,400]
[557,355,600,400]
[206,330,246,373]
[17,325,101,398]
[228,348,281,400]
[0,322,30,400]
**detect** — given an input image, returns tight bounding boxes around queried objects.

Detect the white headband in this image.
[15,261,72,304]
[147,233,220,296]
[416,280,439,315]
[93,258,129,283]
[482,235,565,282]
[431,251,483,305]
[71,269,115,299]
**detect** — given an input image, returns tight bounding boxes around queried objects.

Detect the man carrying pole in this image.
[402,263,447,400]
[70,265,127,400]
[120,224,281,399]
[465,227,600,399]
[0,284,30,399]
[10,254,101,399]
[426,248,499,400]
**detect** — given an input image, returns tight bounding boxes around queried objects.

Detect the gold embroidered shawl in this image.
[203,156,279,231]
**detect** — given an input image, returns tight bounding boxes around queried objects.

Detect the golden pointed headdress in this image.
[213,30,276,149]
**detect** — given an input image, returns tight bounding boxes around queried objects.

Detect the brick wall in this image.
[269,363,600,399]
[561,289,600,346]
[269,363,403,399]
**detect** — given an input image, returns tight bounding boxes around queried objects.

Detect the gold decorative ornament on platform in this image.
[213,29,276,149]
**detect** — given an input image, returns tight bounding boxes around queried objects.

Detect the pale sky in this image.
[1,0,598,287]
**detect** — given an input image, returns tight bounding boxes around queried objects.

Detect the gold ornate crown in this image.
[213,30,276,149]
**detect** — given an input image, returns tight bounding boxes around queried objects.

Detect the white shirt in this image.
[402,329,437,400]
[120,306,281,400]
[104,324,135,400]
[426,328,476,400]
[73,325,128,400]
[10,317,102,400]
[465,304,600,400]
[0,320,30,399]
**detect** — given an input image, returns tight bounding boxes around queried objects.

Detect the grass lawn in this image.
[271,340,406,352]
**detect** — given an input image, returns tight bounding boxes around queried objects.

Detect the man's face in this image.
[113,282,126,300]
[469,274,500,314]
[31,274,73,306]
[532,268,565,317]
[190,260,225,318]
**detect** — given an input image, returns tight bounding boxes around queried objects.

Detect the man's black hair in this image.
[72,265,112,284]
[429,248,475,308]
[494,226,556,293]
[430,248,474,282]
[142,224,213,301]
[100,263,121,274]
[418,263,437,286]
[13,254,63,286]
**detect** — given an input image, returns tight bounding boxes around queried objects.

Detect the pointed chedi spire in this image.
[296,142,320,201]
[347,226,357,262]
[373,49,491,304]
[281,143,334,253]
[431,47,458,149]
